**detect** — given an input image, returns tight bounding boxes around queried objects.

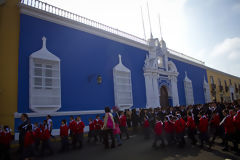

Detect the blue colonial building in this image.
[13,0,211,137]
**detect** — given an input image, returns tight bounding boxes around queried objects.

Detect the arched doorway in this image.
[160,86,169,107]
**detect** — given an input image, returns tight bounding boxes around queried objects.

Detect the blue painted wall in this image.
[18,14,147,113]
[169,58,208,105]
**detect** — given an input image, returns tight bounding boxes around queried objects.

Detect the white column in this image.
[152,73,160,108]
[144,73,154,108]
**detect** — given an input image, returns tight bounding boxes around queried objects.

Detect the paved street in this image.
[10,131,240,160]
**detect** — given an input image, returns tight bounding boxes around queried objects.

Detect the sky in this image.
[41,0,240,77]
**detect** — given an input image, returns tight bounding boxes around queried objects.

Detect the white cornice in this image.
[20,6,149,51]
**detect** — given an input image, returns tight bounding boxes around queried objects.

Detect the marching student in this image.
[33,122,41,152]
[102,107,115,149]
[152,117,164,149]
[209,110,221,146]
[143,116,150,139]
[40,120,53,156]
[75,116,85,149]
[93,115,103,143]
[69,116,76,149]
[198,113,210,149]
[23,124,35,160]
[46,115,53,137]
[0,125,12,160]
[186,112,197,145]
[164,116,175,145]
[113,118,122,146]
[18,113,30,154]
[221,109,236,151]
[60,119,69,152]
[119,111,129,140]
[233,106,240,153]
[87,118,95,143]
[174,114,186,147]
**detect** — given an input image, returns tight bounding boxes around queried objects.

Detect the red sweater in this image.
[175,118,185,133]
[198,117,208,133]
[233,111,240,130]
[60,124,69,137]
[0,131,12,146]
[144,119,150,128]
[76,121,85,134]
[211,114,220,127]
[24,131,35,147]
[223,116,235,134]
[89,121,95,131]
[186,116,196,129]
[93,119,103,130]
[119,115,127,127]
[69,120,77,133]
[33,127,41,139]
[154,121,163,135]
[164,121,174,133]
[41,128,51,140]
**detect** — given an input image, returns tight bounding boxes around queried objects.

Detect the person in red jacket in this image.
[174,114,186,147]
[93,115,103,143]
[209,110,221,146]
[152,117,164,148]
[221,109,236,151]
[60,119,69,152]
[41,120,53,156]
[198,113,210,148]
[75,116,85,149]
[119,111,129,140]
[186,112,197,145]
[164,116,175,145]
[23,124,35,159]
[69,116,77,149]
[233,107,240,153]
[33,122,41,152]
[87,118,95,143]
[0,125,12,160]
[143,116,150,139]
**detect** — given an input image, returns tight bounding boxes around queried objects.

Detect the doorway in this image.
[160,86,169,107]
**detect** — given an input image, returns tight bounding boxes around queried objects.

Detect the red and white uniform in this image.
[60,124,69,137]
[164,121,174,133]
[69,120,77,134]
[24,131,34,147]
[154,121,163,135]
[0,130,12,147]
[144,119,150,128]
[89,121,95,131]
[222,115,235,134]
[41,125,51,140]
[198,116,208,133]
[175,118,185,134]
[119,115,127,127]
[210,114,220,127]
[76,121,85,134]
[233,110,240,131]
[93,119,103,130]
[186,116,196,130]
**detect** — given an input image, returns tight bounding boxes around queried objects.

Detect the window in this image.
[224,80,227,86]
[29,36,61,113]
[229,79,232,85]
[210,76,214,84]
[113,55,133,109]
[218,79,221,86]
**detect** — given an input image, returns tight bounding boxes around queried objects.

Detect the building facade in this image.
[206,68,240,103]
[0,0,239,137]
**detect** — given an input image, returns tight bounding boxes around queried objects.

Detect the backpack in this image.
[107,113,114,129]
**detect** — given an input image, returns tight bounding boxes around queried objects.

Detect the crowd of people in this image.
[0,101,240,160]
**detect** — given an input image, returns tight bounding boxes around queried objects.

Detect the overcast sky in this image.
[41,0,240,77]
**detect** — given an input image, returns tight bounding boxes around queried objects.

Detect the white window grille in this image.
[184,72,194,105]
[113,54,133,109]
[29,37,61,113]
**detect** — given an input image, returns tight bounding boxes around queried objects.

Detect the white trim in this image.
[20,6,148,51]
[14,110,105,118]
